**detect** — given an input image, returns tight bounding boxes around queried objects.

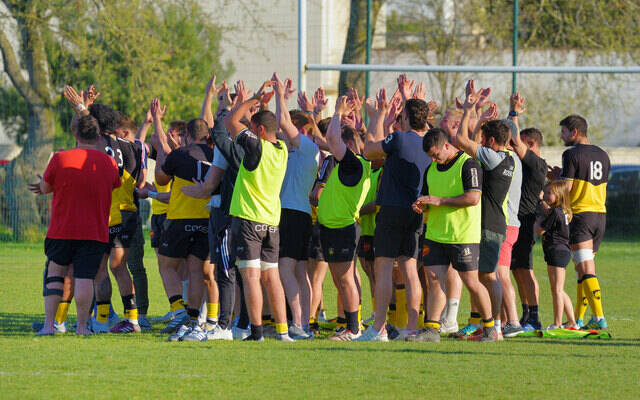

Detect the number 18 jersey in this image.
[561,144,610,214]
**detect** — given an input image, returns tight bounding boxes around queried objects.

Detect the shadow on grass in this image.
[0,312,46,337]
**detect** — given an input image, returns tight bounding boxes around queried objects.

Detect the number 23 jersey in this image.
[561,144,610,214]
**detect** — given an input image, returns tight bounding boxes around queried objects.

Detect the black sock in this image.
[187,307,199,324]
[520,304,529,325]
[529,305,539,323]
[250,324,263,339]
[345,311,359,334]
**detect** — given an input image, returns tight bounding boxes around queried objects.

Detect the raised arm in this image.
[224,80,272,138]
[136,106,153,142]
[201,73,222,129]
[471,102,498,144]
[272,72,301,147]
[363,88,389,160]
[63,85,90,117]
[326,96,352,161]
[453,93,480,158]
[508,92,528,160]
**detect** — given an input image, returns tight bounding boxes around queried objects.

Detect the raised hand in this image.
[283,78,296,101]
[271,72,285,97]
[347,88,365,113]
[397,73,415,101]
[205,73,219,97]
[383,95,403,133]
[234,80,249,104]
[64,85,84,110]
[375,87,389,116]
[510,92,526,114]
[479,102,498,123]
[150,98,167,120]
[335,95,353,116]
[297,91,315,113]
[313,87,328,114]
[253,80,274,102]
[412,82,426,101]
[463,92,478,110]
[476,87,492,109]
[82,85,100,108]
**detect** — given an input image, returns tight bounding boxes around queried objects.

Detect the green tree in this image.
[0,0,231,240]
[339,0,386,96]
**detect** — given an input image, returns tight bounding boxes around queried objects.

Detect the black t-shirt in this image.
[422,151,483,195]
[337,149,363,187]
[236,128,285,171]
[479,150,514,235]
[377,131,431,208]
[540,207,570,253]
[519,149,547,217]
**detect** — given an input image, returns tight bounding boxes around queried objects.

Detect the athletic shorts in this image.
[544,246,572,268]
[308,223,324,261]
[422,239,479,272]
[279,209,312,261]
[320,223,360,263]
[570,212,606,252]
[498,226,519,267]
[44,238,109,279]
[479,229,505,273]
[113,210,138,249]
[108,224,122,252]
[150,213,167,249]
[357,235,375,262]
[231,217,279,268]
[373,206,424,259]
[511,213,536,270]
[158,218,209,261]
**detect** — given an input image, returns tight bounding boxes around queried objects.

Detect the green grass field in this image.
[1,235,639,399]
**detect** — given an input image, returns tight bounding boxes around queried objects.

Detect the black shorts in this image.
[479,229,505,273]
[158,218,210,261]
[279,209,312,261]
[544,246,572,268]
[320,223,360,263]
[231,217,279,267]
[570,212,606,252]
[511,213,536,270]
[108,224,122,252]
[45,238,109,279]
[111,210,138,249]
[357,235,375,261]
[373,206,424,259]
[150,213,166,249]
[308,223,324,261]
[422,239,479,272]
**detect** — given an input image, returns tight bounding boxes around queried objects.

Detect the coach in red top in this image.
[29,115,121,335]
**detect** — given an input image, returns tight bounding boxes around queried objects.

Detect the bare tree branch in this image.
[0,26,42,106]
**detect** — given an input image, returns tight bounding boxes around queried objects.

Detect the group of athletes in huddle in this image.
[30,71,610,343]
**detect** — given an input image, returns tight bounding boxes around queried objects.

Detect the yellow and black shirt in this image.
[161,143,213,220]
[96,134,141,226]
[561,144,610,214]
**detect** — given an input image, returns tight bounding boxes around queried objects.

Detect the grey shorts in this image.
[479,229,505,273]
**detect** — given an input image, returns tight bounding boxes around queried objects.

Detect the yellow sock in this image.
[425,321,440,330]
[96,303,110,323]
[575,281,588,320]
[358,304,362,323]
[582,276,604,317]
[482,318,495,328]
[207,302,219,321]
[170,296,185,313]
[309,315,317,325]
[395,287,408,329]
[371,297,376,312]
[275,322,288,335]
[126,308,138,323]
[469,312,482,326]
[55,300,71,324]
